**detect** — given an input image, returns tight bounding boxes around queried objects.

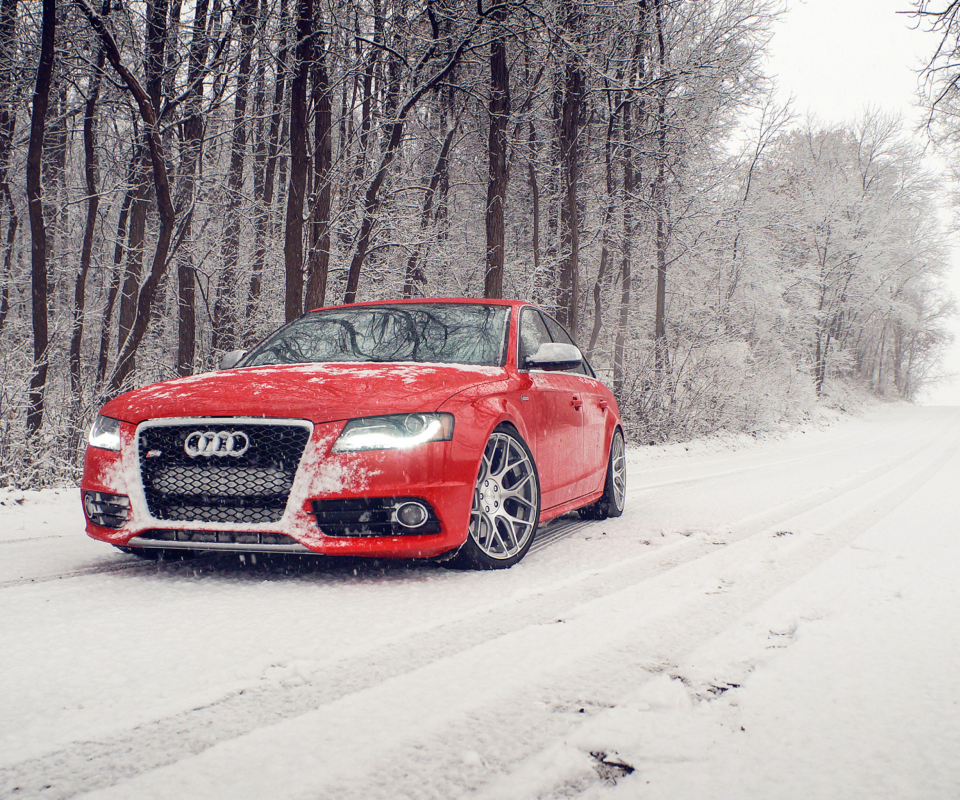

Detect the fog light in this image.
[395,501,429,529]
[83,491,131,529]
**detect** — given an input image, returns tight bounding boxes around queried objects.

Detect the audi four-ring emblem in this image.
[184,430,250,457]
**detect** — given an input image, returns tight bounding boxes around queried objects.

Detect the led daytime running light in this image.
[333,413,453,452]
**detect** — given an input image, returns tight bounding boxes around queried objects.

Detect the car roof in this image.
[307,297,529,313]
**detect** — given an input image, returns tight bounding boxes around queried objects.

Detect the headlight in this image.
[333,413,454,453]
[88,415,122,452]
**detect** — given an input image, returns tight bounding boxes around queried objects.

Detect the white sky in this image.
[763,0,960,405]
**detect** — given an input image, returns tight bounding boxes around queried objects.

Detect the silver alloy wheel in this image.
[469,431,539,560]
[610,430,626,511]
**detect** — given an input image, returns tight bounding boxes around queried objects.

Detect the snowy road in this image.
[2,403,959,799]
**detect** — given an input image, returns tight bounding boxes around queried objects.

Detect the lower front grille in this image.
[138,420,311,524]
[128,530,312,553]
[139,529,301,546]
[312,497,441,537]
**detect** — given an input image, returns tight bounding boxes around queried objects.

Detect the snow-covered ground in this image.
[2,402,959,799]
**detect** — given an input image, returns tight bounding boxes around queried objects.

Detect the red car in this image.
[81,299,625,569]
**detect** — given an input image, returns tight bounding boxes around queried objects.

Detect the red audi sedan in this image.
[81,299,625,569]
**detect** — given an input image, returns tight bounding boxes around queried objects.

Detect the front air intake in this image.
[312,497,441,537]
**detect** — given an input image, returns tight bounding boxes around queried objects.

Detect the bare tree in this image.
[304,15,333,312]
[69,5,108,434]
[26,0,56,439]
[213,0,258,351]
[555,0,583,336]
[0,0,19,333]
[484,4,510,299]
[283,0,312,322]
[76,0,177,394]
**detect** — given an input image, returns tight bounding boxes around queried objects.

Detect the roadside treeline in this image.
[0,0,953,486]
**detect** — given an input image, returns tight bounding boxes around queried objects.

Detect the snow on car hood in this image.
[101,362,506,424]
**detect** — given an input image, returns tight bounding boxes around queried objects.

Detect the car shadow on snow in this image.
[119,549,452,584]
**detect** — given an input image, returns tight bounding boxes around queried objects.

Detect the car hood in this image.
[101,362,507,424]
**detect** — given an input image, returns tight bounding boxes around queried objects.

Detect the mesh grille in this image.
[139,422,311,523]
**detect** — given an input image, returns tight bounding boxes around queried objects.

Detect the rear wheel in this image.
[579,428,626,520]
[447,428,540,569]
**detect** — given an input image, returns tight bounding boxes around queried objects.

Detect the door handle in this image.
[599,400,609,409]
[571,395,583,410]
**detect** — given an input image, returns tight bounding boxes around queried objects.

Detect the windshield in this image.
[244,303,510,368]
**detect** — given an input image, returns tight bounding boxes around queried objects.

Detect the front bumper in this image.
[81,418,476,559]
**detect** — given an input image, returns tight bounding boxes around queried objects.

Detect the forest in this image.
[0,0,956,486]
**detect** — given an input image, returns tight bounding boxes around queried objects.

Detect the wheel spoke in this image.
[498,518,519,551]
[503,472,534,496]
[502,491,535,513]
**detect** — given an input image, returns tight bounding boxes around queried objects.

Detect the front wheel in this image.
[579,428,626,520]
[446,428,541,570]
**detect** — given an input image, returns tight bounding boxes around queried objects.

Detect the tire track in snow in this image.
[3,410,958,799]
[626,405,948,496]
[0,559,162,589]
[301,413,960,800]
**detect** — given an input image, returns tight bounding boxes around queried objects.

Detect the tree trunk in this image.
[118,158,150,355]
[96,150,136,389]
[175,0,211,375]
[261,0,289,224]
[526,122,541,301]
[614,98,637,394]
[589,108,617,358]
[345,0,380,232]
[145,0,168,113]
[557,1,583,335]
[0,0,19,334]
[117,0,168,365]
[26,0,55,439]
[213,0,256,351]
[614,4,647,393]
[304,22,332,312]
[651,0,669,379]
[403,119,459,297]
[246,6,270,330]
[283,0,312,322]
[70,36,106,413]
[557,70,582,334]
[484,6,510,299]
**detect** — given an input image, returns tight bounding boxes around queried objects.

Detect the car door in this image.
[517,307,585,509]
[540,314,609,496]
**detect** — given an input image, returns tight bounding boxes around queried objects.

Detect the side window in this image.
[541,315,594,377]
[518,308,552,369]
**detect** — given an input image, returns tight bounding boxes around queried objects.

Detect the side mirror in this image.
[524,342,583,372]
[219,349,248,370]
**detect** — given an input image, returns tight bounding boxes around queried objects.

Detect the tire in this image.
[446,427,541,570]
[578,428,626,520]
